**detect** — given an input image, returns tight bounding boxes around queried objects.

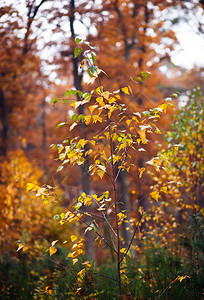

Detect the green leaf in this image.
[50,144,56,149]
[91,53,97,64]
[83,93,91,101]
[56,122,68,129]
[136,76,143,83]
[71,114,77,121]
[141,71,150,79]
[74,202,82,211]
[76,38,82,45]
[65,89,83,98]
[89,65,98,76]
[74,47,82,58]
[51,97,60,107]
[62,98,69,104]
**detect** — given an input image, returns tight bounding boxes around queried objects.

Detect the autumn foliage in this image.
[0,0,204,299]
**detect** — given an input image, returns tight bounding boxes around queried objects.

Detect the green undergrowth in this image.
[1,243,203,299]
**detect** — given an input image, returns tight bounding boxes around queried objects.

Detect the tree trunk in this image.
[0,87,8,156]
[69,0,94,260]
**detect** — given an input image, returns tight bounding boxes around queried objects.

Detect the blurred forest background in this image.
[0,0,204,299]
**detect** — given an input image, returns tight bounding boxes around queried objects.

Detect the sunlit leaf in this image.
[121,86,130,95]
[71,235,77,242]
[138,129,147,144]
[57,165,64,172]
[75,37,82,45]
[139,168,146,178]
[150,190,159,202]
[70,122,77,131]
[49,246,57,256]
[73,258,78,265]
[74,47,82,58]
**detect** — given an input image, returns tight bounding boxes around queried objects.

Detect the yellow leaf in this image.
[139,168,145,178]
[16,243,23,252]
[84,212,91,217]
[108,106,116,119]
[155,127,161,134]
[160,186,167,193]
[70,235,77,243]
[150,190,159,202]
[121,86,130,95]
[73,258,78,265]
[138,129,147,144]
[22,246,29,252]
[126,119,131,126]
[77,268,86,277]
[132,116,139,123]
[120,248,127,254]
[102,91,109,100]
[98,239,102,249]
[158,103,168,113]
[85,149,93,156]
[96,97,105,107]
[89,140,96,146]
[128,85,133,94]
[92,115,103,123]
[80,60,85,68]
[77,139,87,147]
[49,246,57,256]
[45,286,53,294]
[95,86,103,95]
[70,100,76,107]
[97,169,105,179]
[174,275,190,283]
[89,104,98,114]
[108,97,116,104]
[67,252,74,258]
[84,115,92,125]
[27,183,38,192]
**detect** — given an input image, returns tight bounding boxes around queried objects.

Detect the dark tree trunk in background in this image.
[0,87,8,156]
[69,0,94,260]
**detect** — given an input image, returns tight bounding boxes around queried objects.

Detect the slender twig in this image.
[51,188,118,254]
[91,197,117,237]
[119,213,144,264]
[108,119,123,296]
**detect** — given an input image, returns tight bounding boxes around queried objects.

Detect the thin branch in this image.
[91,196,117,237]
[119,213,144,264]
[51,188,118,255]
